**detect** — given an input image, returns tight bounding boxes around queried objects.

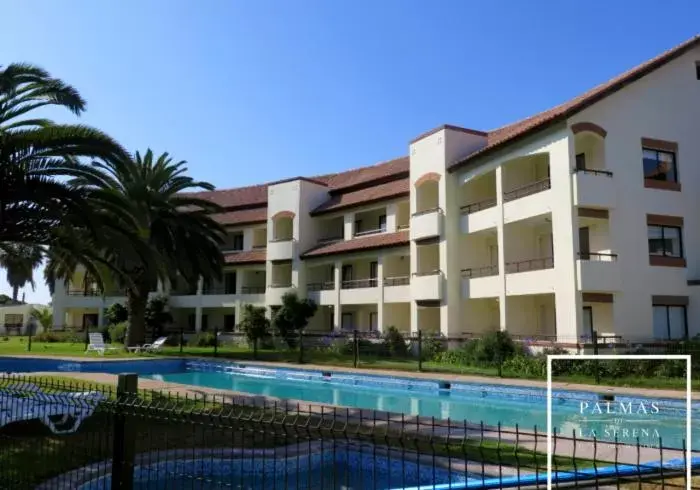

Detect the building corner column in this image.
[495,166,507,331]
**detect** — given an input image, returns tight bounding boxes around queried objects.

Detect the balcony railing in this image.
[412,270,442,277]
[461,265,499,278]
[574,168,613,177]
[460,197,497,215]
[318,236,343,245]
[397,223,410,230]
[354,228,385,238]
[341,278,378,289]
[270,237,293,243]
[578,252,618,262]
[252,244,267,249]
[384,276,410,287]
[505,257,554,273]
[269,283,293,289]
[503,178,551,203]
[202,287,236,295]
[307,281,335,291]
[241,286,266,294]
[67,289,101,297]
[411,207,443,218]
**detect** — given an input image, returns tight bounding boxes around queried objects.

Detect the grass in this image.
[1,336,696,391]
[0,374,604,489]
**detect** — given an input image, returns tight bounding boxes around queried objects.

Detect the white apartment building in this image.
[52,36,700,342]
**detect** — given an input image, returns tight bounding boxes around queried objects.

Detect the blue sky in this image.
[2,1,699,304]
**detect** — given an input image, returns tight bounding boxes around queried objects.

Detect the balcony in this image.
[306,281,336,305]
[384,276,410,303]
[460,198,498,234]
[241,285,266,295]
[411,270,443,302]
[354,228,384,238]
[317,235,343,245]
[268,239,294,261]
[504,257,555,295]
[339,278,379,304]
[573,168,616,209]
[410,208,443,241]
[576,252,621,292]
[266,283,295,304]
[461,266,500,299]
[502,179,552,223]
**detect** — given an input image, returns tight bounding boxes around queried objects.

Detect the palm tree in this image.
[47,150,226,345]
[31,306,53,332]
[0,243,43,302]
[0,63,129,247]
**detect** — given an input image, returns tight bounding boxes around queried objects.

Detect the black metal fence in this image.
[0,374,695,489]
[164,328,700,383]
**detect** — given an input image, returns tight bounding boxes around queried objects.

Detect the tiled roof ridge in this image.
[449,34,700,170]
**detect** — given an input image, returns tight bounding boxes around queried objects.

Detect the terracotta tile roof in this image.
[223,249,266,265]
[301,230,409,259]
[449,35,700,172]
[191,183,269,208]
[212,206,268,227]
[311,177,409,216]
[313,156,409,192]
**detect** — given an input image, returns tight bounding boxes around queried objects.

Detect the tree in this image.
[0,243,43,302]
[145,295,173,340]
[104,303,129,326]
[46,150,226,346]
[239,304,270,359]
[30,306,52,332]
[0,63,129,248]
[271,292,317,348]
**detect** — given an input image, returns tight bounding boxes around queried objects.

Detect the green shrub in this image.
[188,332,216,347]
[502,355,547,378]
[383,326,408,358]
[435,331,520,367]
[32,331,65,343]
[420,335,445,361]
[107,322,128,344]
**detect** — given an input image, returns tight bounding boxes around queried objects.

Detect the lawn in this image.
[0,374,605,489]
[1,336,696,390]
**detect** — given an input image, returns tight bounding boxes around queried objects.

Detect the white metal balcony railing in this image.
[460,265,499,278]
[269,282,293,288]
[240,286,266,294]
[317,236,343,245]
[505,257,554,274]
[503,178,551,203]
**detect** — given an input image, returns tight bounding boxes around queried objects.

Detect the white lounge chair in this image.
[126,336,168,353]
[85,332,119,356]
[0,384,105,434]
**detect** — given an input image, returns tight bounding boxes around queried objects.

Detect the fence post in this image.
[592,330,600,384]
[213,327,218,357]
[298,330,304,364]
[111,373,138,490]
[417,330,423,372]
[26,323,33,352]
[179,327,184,354]
[353,330,359,368]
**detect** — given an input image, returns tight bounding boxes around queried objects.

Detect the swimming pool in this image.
[144,361,697,450]
[3,357,696,449]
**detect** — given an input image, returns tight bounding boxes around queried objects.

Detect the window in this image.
[341,312,354,331]
[224,314,236,332]
[378,215,387,232]
[342,265,353,282]
[643,148,677,182]
[582,306,593,337]
[232,233,244,250]
[648,225,683,258]
[369,261,378,287]
[652,305,687,340]
[696,61,700,80]
[575,153,586,171]
[354,219,362,234]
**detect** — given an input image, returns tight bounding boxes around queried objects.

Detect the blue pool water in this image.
[75,447,469,490]
[2,357,697,449]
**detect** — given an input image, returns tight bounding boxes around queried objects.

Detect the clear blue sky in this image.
[2,1,698,304]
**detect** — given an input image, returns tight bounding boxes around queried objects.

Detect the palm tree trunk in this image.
[126,287,148,346]
[11,286,18,303]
